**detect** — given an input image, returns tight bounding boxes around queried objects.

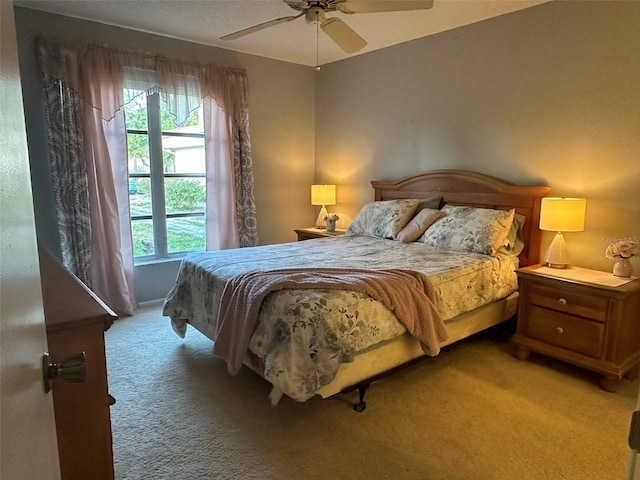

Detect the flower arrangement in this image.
[605,239,640,260]
[323,213,339,221]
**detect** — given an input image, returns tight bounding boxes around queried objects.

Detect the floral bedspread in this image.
[163,235,518,401]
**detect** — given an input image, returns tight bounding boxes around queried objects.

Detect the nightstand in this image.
[294,227,346,241]
[511,264,640,392]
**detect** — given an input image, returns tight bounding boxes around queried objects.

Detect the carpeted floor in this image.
[105,301,637,480]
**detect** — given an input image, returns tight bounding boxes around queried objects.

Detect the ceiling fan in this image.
[221,0,435,54]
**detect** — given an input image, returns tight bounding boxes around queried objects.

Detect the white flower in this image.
[605,240,640,259]
[323,213,339,221]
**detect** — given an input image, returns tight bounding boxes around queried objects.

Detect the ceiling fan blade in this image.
[337,0,434,14]
[221,13,303,40]
[321,18,367,54]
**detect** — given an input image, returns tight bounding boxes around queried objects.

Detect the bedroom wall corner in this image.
[314,0,640,273]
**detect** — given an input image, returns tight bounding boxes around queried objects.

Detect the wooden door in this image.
[0,2,61,478]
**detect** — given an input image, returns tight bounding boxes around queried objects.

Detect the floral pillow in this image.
[418,205,515,256]
[396,208,446,243]
[347,199,420,239]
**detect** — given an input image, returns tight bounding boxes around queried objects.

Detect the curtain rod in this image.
[87,42,246,74]
[37,36,246,75]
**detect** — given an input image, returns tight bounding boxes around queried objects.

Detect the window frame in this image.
[126,92,206,263]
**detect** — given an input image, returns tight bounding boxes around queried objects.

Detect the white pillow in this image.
[419,205,515,256]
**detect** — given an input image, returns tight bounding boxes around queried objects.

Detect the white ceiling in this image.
[15,0,550,67]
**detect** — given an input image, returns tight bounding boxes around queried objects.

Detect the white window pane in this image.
[131,219,155,257]
[167,216,205,254]
[127,133,151,174]
[124,94,148,130]
[160,99,203,132]
[125,89,207,261]
[164,178,205,216]
[129,178,152,214]
[162,137,205,174]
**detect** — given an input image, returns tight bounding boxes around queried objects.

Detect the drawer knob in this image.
[556,326,565,334]
[558,298,567,305]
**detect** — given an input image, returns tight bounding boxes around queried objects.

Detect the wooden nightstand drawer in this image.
[513,265,640,392]
[528,283,607,322]
[526,305,604,358]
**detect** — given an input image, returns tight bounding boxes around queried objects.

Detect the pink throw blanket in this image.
[212,268,449,375]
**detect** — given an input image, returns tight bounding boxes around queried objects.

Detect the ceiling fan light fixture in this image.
[305,7,326,24]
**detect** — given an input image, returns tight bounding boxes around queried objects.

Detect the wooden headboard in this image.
[371,170,550,267]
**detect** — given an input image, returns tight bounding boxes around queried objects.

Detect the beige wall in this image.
[315,0,640,273]
[15,1,640,300]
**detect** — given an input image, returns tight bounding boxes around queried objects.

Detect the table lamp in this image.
[311,184,336,229]
[539,197,586,268]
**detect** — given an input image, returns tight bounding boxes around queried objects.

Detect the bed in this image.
[163,169,550,410]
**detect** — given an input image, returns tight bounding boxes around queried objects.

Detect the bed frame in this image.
[297,170,551,410]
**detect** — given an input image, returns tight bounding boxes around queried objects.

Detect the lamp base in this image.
[315,206,328,229]
[545,262,570,269]
[543,232,572,269]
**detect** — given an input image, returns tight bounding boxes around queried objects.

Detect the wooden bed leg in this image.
[513,345,531,361]
[625,365,639,381]
[599,375,620,393]
[353,385,369,412]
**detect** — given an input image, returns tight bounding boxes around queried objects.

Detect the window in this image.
[124,91,206,262]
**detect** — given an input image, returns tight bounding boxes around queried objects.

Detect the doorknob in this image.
[42,352,86,393]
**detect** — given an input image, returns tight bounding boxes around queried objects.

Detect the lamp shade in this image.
[311,185,336,206]
[539,197,586,232]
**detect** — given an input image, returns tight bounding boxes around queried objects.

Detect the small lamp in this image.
[311,184,336,229]
[539,197,587,268]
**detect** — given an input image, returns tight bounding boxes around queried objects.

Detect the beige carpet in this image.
[105,301,637,480]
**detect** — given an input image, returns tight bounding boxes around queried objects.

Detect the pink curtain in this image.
[37,40,257,315]
[203,97,239,250]
[77,47,137,315]
[200,67,256,248]
[81,106,137,315]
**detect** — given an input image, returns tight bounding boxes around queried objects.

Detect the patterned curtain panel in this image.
[37,38,257,313]
[41,74,92,286]
[233,111,258,247]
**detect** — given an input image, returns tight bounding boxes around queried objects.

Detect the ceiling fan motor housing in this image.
[305,7,326,24]
[286,1,341,13]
